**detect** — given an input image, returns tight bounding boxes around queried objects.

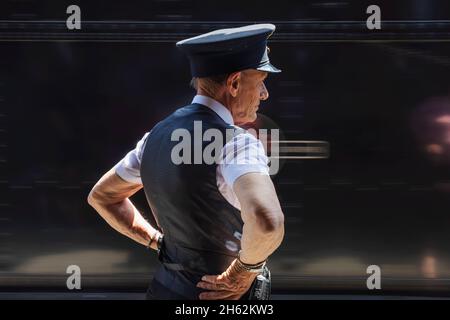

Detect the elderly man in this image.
[88,24,285,300]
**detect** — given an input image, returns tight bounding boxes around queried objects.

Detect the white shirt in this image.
[114,95,269,210]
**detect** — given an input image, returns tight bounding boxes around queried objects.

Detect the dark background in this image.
[2,0,450,295]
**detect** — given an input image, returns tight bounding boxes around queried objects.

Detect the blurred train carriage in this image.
[1,0,450,298]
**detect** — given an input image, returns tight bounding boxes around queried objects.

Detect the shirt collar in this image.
[192,95,234,125]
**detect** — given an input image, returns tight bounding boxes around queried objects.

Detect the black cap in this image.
[176,24,281,78]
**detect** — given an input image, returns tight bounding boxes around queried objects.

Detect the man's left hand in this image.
[196,259,257,300]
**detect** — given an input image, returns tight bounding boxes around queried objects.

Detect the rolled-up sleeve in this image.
[219,132,270,188]
[114,132,149,184]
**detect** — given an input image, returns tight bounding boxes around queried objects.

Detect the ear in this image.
[226,71,241,98]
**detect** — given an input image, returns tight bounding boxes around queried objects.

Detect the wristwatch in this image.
[156,233,163,253]
[147,231,163,251]
[236,250,267,273]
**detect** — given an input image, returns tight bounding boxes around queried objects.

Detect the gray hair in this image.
[190,73,230,93]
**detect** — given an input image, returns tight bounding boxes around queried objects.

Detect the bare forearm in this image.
[87,169,161,249]
[89,197,158,248]
[239,216,284,264]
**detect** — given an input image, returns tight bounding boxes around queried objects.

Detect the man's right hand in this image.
[197,259,257,300]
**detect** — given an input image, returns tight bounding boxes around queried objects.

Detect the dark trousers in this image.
[146,279,251,300]
[146,279,188,300]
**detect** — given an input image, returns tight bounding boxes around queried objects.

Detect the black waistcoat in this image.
[140,103,244,299]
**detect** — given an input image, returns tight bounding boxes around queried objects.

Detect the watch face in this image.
[157,235,163,246]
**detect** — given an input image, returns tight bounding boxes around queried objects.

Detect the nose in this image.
[260,82,269,101]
